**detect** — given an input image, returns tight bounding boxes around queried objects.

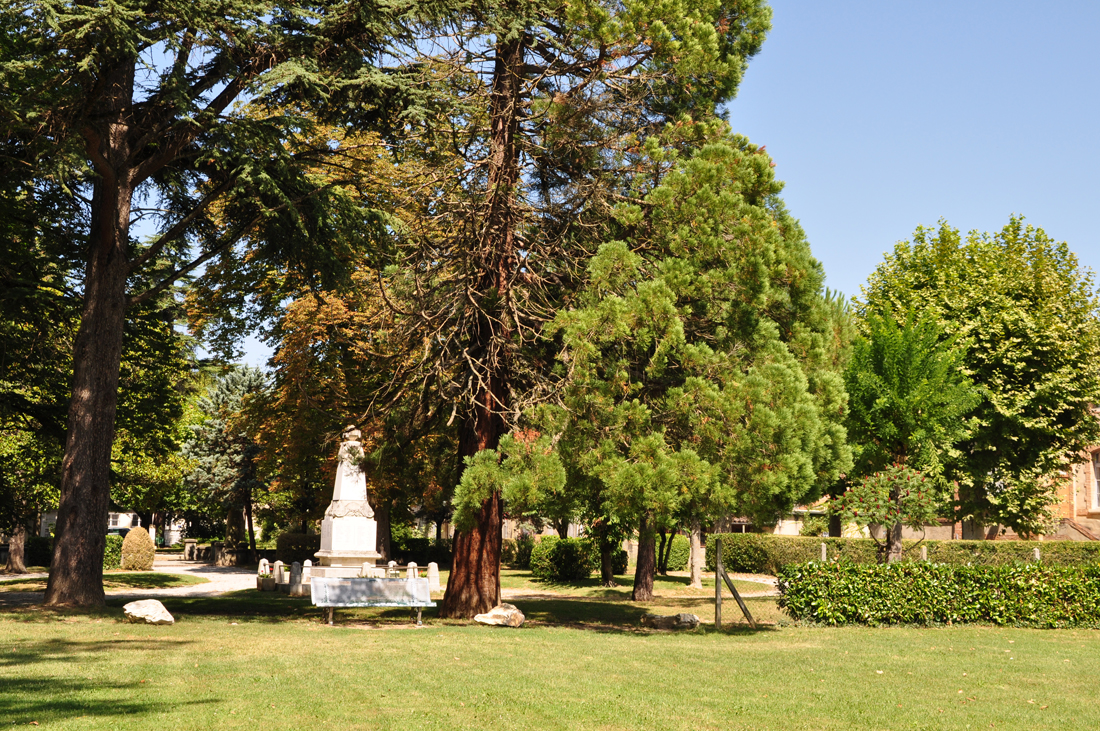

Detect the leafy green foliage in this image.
[120,527,155,571]
[778,562,1100,627]
[833,465,939,534]
[102,535,124,571]
[799,516,829,537]
[707,533,1100,574]
[664,535,691,572]
[857,218,1100,534]
[274,533,321,565]
[530,537,599,582]
[501,535,536,569]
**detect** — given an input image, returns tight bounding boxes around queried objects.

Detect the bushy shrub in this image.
[612,548,628,575]
[275,532,321,564]
[502,534,536,569]
[530,536,598,581]
[24,535,52,568]
[663,534,690,571]
[120,527,155,570]
[778,562,1100,627]
[103,535,124,570]
[706,533,1100,575]
[390,533,452,567]
[799,516,829,537]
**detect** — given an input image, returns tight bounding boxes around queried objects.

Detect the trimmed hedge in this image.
[611,548,628,575]
[390,536,452,567]
[502,535,536,569]
[663,534,690,571]
[103,535,124,570]
[778,562,1100,627]
[707,533,1100,575]
[121,527,155,570]
[275,533,321,565]
[530,536,598,581]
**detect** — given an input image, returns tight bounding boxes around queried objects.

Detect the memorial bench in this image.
[310,576,437,625]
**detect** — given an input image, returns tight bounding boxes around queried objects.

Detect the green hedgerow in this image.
[778,561,1100,627]
[663,534,690,571]
[530,537,598,582]
[120,527,155,571]
[103,534,124,570]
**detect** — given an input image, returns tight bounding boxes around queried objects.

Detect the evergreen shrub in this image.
[611,548,628,575]
[391,535,452,567]
[103,535,124,570]
[275,532,320,565]
[663,534,690,571]
[530,536,598,581]
[120,527,155,570]
[778,562,1100,627]
[706,533,1100,575]
[501,534,536,569]
[24,535,52,568]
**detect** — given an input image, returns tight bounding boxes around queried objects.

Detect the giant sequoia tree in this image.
[1,0,405,605]
[368,0,772,618]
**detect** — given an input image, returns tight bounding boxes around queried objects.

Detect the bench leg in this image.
[417,608,423,626]
[325,607,334,626]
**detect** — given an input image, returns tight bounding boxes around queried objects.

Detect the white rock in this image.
[474,602,525,628]
[641,613,700,630]
[123,599,175,625]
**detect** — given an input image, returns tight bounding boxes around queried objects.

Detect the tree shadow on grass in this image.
[106,590,317,624]
[0,637,213,725]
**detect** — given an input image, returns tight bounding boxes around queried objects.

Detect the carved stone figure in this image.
[313,427,383,577]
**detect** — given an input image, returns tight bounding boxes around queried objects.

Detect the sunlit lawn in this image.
[0,572,209,593]
[2,590,1097,730]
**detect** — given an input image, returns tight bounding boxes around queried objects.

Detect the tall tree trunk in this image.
[439,33,523,619]
[885,482,903,563]
[599,537,618,587]
[375,498,391,561]
[553,518,570,538]
[43,58,136,608]
[688,520,704,589]
[5,524,27,574]
[656,528,669,575]
[244,494,257,556]
[632,514,656,601]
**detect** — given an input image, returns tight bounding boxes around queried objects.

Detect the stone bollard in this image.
[427,562,441,593]
[1034,547,1041,562]
[920,545,928,562]
[183,538,197,561]
[257,558,270,590]
[303,559,312,582]
[407,562,418,580]
[289,562,309,597]
[361,561,373,577]
[388,560,398,578]
[820,542,827,562]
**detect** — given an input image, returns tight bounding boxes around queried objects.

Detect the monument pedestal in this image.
[313,428,384,578]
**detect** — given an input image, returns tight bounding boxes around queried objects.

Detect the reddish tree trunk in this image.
[5,524,27,574]
[44,59,136,607]
[438,33,523,619]
[632,514,656,601]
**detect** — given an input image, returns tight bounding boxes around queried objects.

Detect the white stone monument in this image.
[312,427,384,578]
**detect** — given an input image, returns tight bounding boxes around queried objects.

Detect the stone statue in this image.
[313,426,383,577]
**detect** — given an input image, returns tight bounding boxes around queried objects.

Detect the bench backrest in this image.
[310,577,435,607]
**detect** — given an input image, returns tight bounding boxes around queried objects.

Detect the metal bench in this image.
[310,577,437,625]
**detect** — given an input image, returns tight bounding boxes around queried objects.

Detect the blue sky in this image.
[724,0,1100,301]
[238,1,1100,366]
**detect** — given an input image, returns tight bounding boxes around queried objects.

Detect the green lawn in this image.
[0,572,209,593]
[2,591,1097,730]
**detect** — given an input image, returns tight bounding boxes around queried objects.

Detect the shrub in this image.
[24,535,52,568]
[799,516,829,537]
[611,548,628,575]
[275,532,321,565]
[662,534,690,571]
[778,562,1100,627]
[103,535,124,570]
[120,527,155,570]
[530,536,598,581]
[390,533,452,567]
[501,534,536,569]
[706,533,1100,575]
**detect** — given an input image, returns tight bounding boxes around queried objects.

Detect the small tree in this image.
[833,465,938,562]
[840,312,980,561]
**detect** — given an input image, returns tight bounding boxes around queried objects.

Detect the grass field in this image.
[0,572,209,593]
[2,574,1097,730]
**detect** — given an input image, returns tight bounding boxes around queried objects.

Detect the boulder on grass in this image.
[474,603,525,627]
[641,613,699,630]
[123,599,175,625]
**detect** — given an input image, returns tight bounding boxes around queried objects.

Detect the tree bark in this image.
[632,514,656,601]
[599,537,618,587]
[43,56,138,608]
[438,32,523,619]
[656,528,669,575]
[244,493,257,557]
[553,518,570,539]
[5,524,27,574]
[688,520,704,589]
